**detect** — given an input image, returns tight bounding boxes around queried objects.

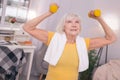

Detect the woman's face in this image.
[64,18,81,36]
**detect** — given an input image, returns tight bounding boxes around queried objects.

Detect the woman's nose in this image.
[72,23,77,27]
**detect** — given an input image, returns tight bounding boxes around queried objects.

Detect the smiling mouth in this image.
[71,29,77,31]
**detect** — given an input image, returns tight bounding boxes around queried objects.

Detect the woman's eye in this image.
[67,21,72,23]
[75,21,79,23]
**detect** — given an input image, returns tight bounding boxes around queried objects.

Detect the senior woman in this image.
[23,3,116,80]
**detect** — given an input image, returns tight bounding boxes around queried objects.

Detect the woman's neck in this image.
[66,34,76,44]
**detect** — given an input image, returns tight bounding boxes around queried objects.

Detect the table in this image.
[1,44,35,80]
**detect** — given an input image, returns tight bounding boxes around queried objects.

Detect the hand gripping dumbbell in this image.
[88,9,101,17]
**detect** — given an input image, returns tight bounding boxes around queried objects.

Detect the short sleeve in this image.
[84,38,90,49]
[45,32,54,46]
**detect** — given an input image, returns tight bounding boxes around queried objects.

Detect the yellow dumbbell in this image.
[88,9,101,17]
[94,9,101,17]
[49,4,58,13]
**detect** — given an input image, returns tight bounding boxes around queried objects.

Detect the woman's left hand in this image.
[88,10,101,19]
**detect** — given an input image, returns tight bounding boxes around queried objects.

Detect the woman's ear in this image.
[63,28,65,31]
[63,26,65,32]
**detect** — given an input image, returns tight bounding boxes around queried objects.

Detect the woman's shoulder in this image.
[84,38,90,49]
[48,31,55,36]
[45,31,55,45]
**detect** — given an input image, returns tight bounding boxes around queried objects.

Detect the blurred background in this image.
[0,0,120,80]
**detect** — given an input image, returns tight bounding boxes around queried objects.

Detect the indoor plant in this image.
[79,49,98,80]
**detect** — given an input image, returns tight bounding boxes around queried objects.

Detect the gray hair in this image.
[56,13,81,33]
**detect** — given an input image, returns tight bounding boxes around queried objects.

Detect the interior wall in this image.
[29,0,120,64]
[93,0,120,64]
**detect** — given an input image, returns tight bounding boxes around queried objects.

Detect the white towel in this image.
[44,32,89,72]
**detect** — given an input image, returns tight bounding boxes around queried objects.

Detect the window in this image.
[0,0,3,22]
[0,0,30,27]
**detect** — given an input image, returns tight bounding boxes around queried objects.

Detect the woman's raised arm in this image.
[88,10,117,50]
[23,3,59,44]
